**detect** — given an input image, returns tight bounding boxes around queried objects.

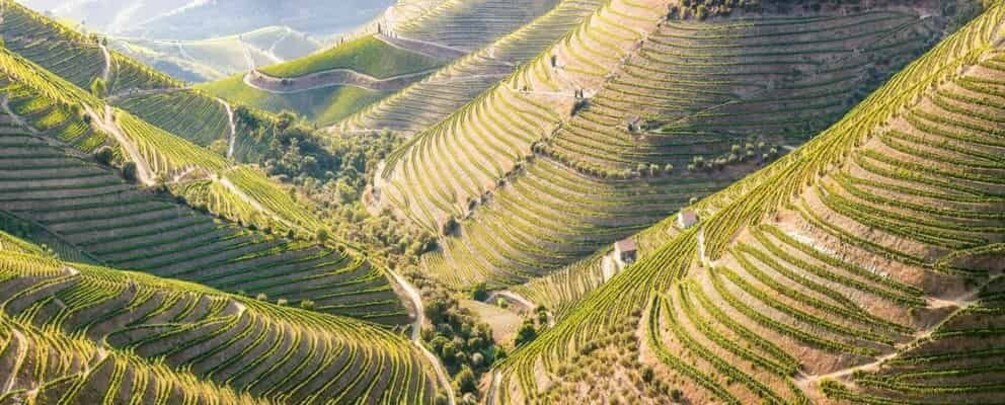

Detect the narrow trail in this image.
[2,329,26,393]
[375,34,467,60]
[106,87,186,103]
[486,370,501,405]
[697,227,710,267]
[1,96,39,135]
[98,43,112,83]
[796,274,1002,386]
[87,105,156,186]
[217,98,238,158]
[385,270,455,405]
[243,68,436,94]
[175,41,198,63]
[217,176,294,229]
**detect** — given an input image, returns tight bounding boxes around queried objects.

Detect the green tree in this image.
[89,78,106,98]
[92,146,114,166]
[453,366,477,395]
[121,161,138,183]
[514,320,537,347]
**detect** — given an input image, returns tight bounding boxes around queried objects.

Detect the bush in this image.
[514,320,537,347]
[300,299,315,310]
[92,146,114,166]
[121,161,138,183]
[454,367,477,395]
[470,283,488,301]
[441,217,459,236]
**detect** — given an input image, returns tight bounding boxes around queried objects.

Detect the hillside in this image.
[0,68,410,324]
[374,0,959,288]
[333,0,610,136]
[201,0,566,126]
[496,4,1005,402]
[0,237,439,403]
[113,26,324,82]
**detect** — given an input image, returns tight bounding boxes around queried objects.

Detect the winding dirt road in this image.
[88,105,156,186]
[386,270,456,405]
[243,68,437,94]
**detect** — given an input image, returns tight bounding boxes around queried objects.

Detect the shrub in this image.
[454,367,477,395]
[299,299,315,310]
[470,283,488,301]
[92,146,114,166]
[121,161,138,183]
[441,217,459,236]
[515,320,537,347]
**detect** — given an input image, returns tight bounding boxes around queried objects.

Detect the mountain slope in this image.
[378,0,956,288]
[201,0,566,126]
[495,5,1005,402]
[0,238,439,403]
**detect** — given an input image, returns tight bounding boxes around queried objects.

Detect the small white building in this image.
[678,209,699,229]
[614,238,637,266]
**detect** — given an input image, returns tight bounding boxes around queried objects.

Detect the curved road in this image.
[243,68,436,94]
[386,270,456,405]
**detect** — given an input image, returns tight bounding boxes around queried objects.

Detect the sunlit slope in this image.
[0,36,331,239]
[259,35,446,79]
[395,0,561,51]
[0,48,409,325]
[381,0,949,288]
[333,0,607,136]
[0,2,279,161]
[496,6,1005,403]
[0,243,438,403]
[0,120,409,324]
[202,0,565,125]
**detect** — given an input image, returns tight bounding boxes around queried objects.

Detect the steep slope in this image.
[0,240,439,403]
[495,5,1005,403]
[201,0,564,125]
[332,0,609,136]
[0,95,409,324]
[379,0,955,288]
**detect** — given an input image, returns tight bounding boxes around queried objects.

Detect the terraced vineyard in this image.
[380,0,950,288]
[0,125,409,324]
[395,0,562,51]
[0,243,438,403]
[115,90,231,148]
[334,0,608,135]
[495,5,1005,402]
[206,0,578,127]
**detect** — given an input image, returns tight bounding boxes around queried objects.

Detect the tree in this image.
[300,299,315,310]
[121,161,138,183]
[453,366,477,395]
[514,320,537,347]
[470,283,488,301]
[92,146,114,166]
[441,217,459,236]
[89,78,106,98]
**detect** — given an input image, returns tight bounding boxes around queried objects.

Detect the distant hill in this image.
[21,0,395,38]
[200,0,565,124]
[20,0,399,82]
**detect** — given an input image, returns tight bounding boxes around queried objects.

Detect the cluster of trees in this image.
[411,272,505,403]
[235,108,436,269]
[687,140,779,173]
[514,305,550,347]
